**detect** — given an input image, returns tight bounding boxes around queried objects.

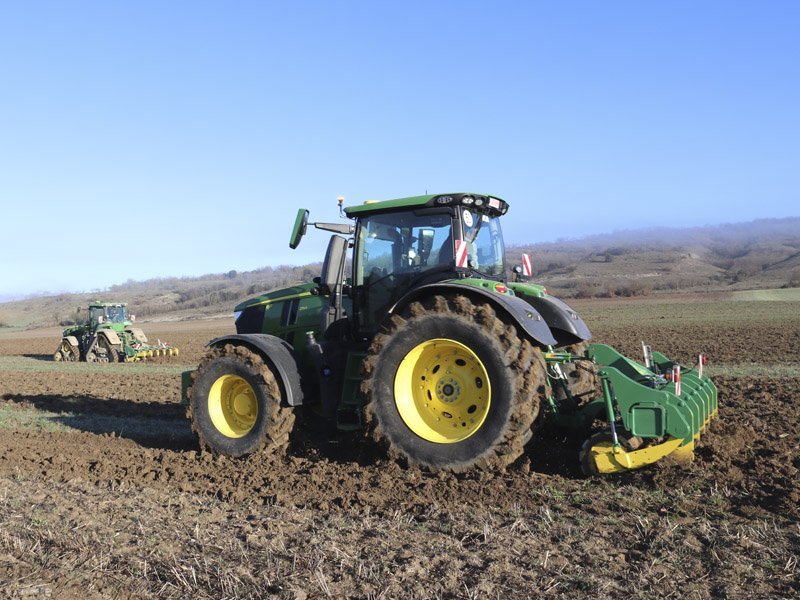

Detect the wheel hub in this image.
[437,379,460,402]
[209,374,258,438]
[394,339,491,443]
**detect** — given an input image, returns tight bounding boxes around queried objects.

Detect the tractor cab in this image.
[283,193,511,339]
[346,194,509,332]
[87,302,129,328]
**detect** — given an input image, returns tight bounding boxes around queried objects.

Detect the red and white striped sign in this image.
[673,365,681,396]
[522,254,532,277]
[455,240,468,268]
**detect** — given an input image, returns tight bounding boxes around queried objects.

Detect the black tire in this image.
[552,341,600,408]
[361,294,547,472]
[187,344,295,457]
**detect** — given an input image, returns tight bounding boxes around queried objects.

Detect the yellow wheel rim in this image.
[394,339,491,443]
[208,374,258,438]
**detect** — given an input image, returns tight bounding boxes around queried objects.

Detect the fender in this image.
[208,334,306,407]
[100,330,122,346]
[125,327,148,343]
[516,293,591,346]
[391,282,559,347]
[63,335,80,347]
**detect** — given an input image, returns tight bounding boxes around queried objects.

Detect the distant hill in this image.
[2,217,799,329]
[507,217,800,298]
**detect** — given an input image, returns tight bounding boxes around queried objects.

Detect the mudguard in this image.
[518,294,591,346]
[391,282,559,347]
[63,335,80,347]
[101,330,121,346]
[125,327,148,343]
[208,333,306,407]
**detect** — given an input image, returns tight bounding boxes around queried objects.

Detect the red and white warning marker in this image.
[455,240,468,268]
[673,365,681,396]
[522,254,532,277]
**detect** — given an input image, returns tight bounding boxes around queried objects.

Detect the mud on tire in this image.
[552,340,600,408]
[361,294,548,473]
[188,343,296,457]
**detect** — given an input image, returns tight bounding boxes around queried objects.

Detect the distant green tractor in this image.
[53,302,178,363]
[183,193,717,475]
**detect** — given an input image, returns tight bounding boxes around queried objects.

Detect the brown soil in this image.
[1,318,798,598]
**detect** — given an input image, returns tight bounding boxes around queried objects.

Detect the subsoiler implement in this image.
[545,342,717,475]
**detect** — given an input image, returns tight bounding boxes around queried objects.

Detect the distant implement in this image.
[53,302,178,363]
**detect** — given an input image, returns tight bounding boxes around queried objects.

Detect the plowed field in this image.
[1,300,798,599]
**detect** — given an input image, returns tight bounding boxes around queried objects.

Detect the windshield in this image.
[106,306,126,323]
[460,208,505,277]
[356,211,453,330]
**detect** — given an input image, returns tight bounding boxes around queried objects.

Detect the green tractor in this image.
[54,302,179,363]
[183,193,717,474]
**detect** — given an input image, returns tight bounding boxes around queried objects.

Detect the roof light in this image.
[462,196,474,205]
[436,196,453,205]
[474,197,484,207]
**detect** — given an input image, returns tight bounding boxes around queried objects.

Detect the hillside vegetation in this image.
[2,217,799,329]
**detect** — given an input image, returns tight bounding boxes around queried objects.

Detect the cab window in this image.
[356,211,452,330]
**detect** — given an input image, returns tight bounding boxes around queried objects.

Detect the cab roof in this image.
[343,193,509,218]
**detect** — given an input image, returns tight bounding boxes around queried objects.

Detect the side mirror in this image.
[131,315,136,322]
[289,209,310,249]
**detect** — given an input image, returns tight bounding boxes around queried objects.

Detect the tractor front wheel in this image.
[362,295,547,472]
[188,344,295,457]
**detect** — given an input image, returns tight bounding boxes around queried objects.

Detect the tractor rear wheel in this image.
[552,341,600,408]
[188,344,295,457]
[362,295,547,472]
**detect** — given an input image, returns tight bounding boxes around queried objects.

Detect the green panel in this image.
[506,281,547,297]
[180,370,194,406]
[459,277,515,297]
[235,283,318,312]
[628,402,666,438]
[589,343,656,380]
[598,366,694,441]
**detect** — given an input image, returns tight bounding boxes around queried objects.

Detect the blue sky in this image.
[1,1,798,299]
